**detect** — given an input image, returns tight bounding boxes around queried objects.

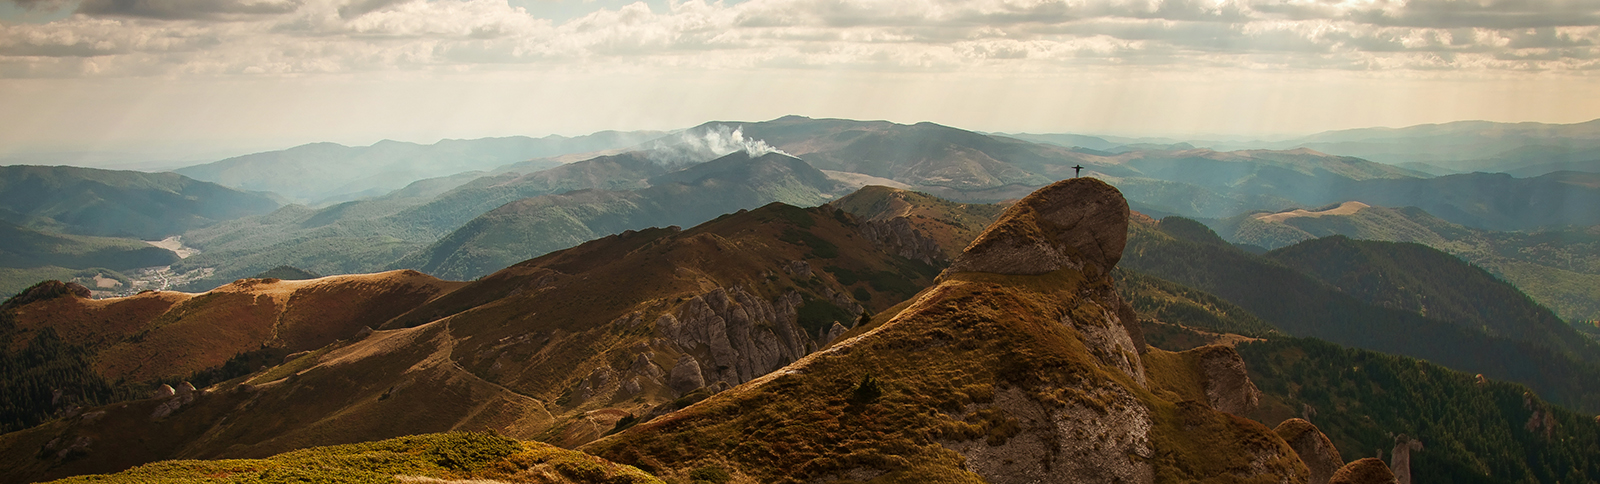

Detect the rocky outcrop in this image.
[946,178,1129,277]
[667,355,705,394]
[861,217,945,265]
[1196,346,1261,415]
[1329,458,1398,484]
[150,381,198,420]
[656,286,810,386]
[1064,296,1147,385]
[151,384,176,399]
[822,322,849,345]
[945,386,1154,484]
[1275,418,1344,484]
[1390,435,1422,484]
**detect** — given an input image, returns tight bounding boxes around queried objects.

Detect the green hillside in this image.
[0,165,280,239]
[1267,236,1595,360]
[1240,337,1600,483]
[1121,216,1600,413]
[394,151,845,280]
[1220,204,1600,324]
[0,221,177,297]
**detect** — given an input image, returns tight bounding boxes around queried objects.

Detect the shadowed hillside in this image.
[1121,216,1600,413]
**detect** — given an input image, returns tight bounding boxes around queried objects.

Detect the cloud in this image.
[0,0,1596,77]
[76,0,303,20]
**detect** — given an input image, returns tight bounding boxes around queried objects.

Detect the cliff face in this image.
[585,178,1313,483]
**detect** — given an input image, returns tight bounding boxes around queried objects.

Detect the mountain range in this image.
[6,180,1596,483]
[4,116,1600,483]
[174,131,665,205]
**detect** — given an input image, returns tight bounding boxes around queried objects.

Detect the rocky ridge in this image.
[585,177,1317,482]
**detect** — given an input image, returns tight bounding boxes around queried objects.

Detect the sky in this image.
[1,0,1598,168]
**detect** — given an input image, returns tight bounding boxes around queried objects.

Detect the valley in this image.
[1,116,1599,483]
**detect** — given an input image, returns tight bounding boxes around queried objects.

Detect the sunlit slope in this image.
[585,178,1319,483]
[0,194,960,482]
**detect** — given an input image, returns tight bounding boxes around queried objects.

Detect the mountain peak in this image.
[946,177,1129,276]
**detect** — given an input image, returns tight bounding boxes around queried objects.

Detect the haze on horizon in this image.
[1,0,1597,169]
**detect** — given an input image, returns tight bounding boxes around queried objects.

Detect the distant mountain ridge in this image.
[393,151,847,280]
[0,165,280,239]
[174,131,666,204]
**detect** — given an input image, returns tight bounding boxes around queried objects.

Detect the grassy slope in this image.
[9,271,462,383]
[585,267,1303,483]
[388,202,941,417]
[43,431,661,484]
[827,185,1007,261]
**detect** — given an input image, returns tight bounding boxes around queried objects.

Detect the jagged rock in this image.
[668,355,705,394]
[1062,299,1146,385]
[946,178,1129,277]
[1390,435,1422,484]
[354,326,374,339]
[1196,346,1261,415]
[1275,418,1344,484]
[822,321,849,345]
[657,286,809,385]
[176,382,196,395]
[861,217,944,265]
[151,384,176,399]
[1329,458,1398,484]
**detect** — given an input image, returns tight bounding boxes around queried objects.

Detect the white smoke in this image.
[645,125,787,166]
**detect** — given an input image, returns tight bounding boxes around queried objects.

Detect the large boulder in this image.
[1329,458,1398,484]
[946,178,1129,276]
[1196,346,1262,415]
[1275,418,1345,484]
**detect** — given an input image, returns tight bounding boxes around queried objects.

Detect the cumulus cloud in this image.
[0,0,1595,77]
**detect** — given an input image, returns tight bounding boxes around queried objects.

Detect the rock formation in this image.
[1197,346,1262,415]
[656,286,811,385]
[946,177,1129,277]
[667,355,705,394]
[1329,458,1398,484]
[1390,435,1422,484]
[861,217,945,265]
[1276,418,1345,484]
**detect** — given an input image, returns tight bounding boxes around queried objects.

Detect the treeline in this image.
[1239,337,1600,483]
